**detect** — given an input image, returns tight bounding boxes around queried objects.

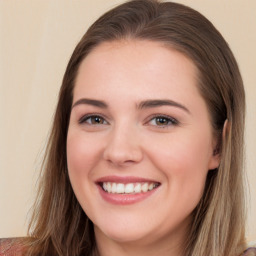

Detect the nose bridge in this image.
[103,120,143,165]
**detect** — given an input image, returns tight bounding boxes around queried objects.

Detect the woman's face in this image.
[67,40,220,246]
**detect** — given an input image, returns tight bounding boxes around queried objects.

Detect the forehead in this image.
[74,40,200,99]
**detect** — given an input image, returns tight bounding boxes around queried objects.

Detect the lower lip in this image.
[97,185,159,205]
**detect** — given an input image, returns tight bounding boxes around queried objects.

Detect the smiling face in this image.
[67,40,220,251]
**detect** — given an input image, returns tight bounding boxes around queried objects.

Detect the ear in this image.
[208,119,229,170]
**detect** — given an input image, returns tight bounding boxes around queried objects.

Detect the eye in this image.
[148,115,178,127]
[79,115,108,125]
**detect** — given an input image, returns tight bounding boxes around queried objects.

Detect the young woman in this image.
[1,0,255,255]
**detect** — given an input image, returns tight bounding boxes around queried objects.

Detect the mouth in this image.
[96,176,161,205]
[99,181,160,194]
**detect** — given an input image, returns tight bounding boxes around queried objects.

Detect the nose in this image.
[103,125,143,166]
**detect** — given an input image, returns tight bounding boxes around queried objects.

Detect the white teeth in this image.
[111,182,117,193]
[125,183,134,194]
[141,183,148,192]
[107,182,112,193]
[103,182,107,191]
[116,183,125,194]
[102,182,158,194]
[134,183,141,193]
[148,183,154,191]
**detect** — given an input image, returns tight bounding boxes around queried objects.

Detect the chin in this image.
[95,221,154,244]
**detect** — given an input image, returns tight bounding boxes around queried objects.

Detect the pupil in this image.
[93,117,102,124]
[156,117,167,125]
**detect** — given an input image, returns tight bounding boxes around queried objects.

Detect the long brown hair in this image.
[25,1,246,255]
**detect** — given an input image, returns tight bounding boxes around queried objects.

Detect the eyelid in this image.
[78,113,109,125]
[78,113,179,127]
[145,114,179,127]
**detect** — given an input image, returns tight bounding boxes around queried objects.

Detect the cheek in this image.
[147,131,212,174]
[145,132,212,205]
[66,131,103,215]
[67,131,101,176]
[66,131,101,202]
[67,132,88,193]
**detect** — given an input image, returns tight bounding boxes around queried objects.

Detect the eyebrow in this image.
[138,99,190,114]
[72,98,190,114]
[72,98,108,109]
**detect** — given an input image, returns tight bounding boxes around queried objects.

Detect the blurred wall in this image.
[0,0,255,242]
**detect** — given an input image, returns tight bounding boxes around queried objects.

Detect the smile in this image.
[102,182,159,194]
[96,176,161,205]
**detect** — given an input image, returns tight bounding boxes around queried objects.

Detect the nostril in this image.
[103,146,143,166]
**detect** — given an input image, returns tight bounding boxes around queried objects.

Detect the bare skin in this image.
[67,40,220,256]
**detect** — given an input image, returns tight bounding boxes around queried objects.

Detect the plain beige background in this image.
[0,0,255,242]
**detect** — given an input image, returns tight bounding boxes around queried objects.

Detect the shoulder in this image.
[243,247,256,256]
[0,238,25,256]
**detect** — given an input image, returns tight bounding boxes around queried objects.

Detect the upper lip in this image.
[95,175,160,184]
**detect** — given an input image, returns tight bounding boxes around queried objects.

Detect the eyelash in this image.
[146,114,179,128]
[79,114,109,125]
[78,114,179,128]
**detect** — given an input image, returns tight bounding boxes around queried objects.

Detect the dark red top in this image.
[0,238,255,255]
